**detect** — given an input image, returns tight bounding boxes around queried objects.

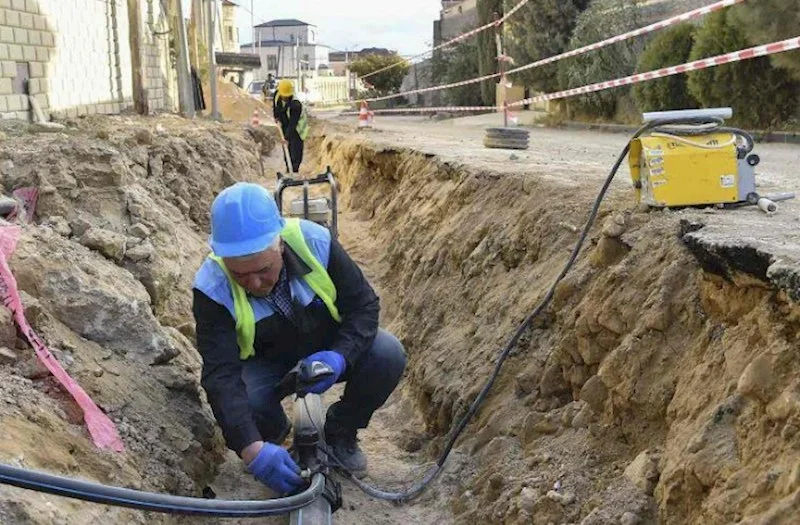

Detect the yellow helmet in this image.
[277,79,294,98]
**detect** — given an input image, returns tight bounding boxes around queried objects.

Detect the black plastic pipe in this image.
[0,463,325,517]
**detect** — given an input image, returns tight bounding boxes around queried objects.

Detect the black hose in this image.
[332,116,735,502]
[0,463,326,517]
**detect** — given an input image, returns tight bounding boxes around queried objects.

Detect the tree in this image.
[350,53,410,95]
[687,10,799,128]
[438,37,484,107]
[504,0,591,93]
[557,0,646,120]
[733,0,800,81]
[476,0,504,106]
[632,24,699,112]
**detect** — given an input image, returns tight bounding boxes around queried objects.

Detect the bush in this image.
[632,24,698,112]
[437,37,484,107]
[504,0,591,93]
[733,0,800,81]
[557,0,647,120]
[687,10,799,129]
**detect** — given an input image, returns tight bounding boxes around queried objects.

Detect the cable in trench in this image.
[0,117,754,513]
[324,117,753,502]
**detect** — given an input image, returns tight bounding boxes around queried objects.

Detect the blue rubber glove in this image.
[247,443,304,494]
[302,350,346,394]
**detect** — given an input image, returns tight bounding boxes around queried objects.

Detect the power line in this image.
[357,0,531,81]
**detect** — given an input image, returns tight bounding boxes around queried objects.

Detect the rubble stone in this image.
[80,227,126,261]
[625,450,660,495]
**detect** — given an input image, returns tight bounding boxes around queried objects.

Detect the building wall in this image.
[221,3,238,52]
[441,0,476,19]
[0,0,172,121]
[330,60,346,76]
[243,42,329,80]
[311,45,328,71]
[255,25,315,46]
[439,0,477,41]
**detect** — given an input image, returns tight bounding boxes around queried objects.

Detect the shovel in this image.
[276,123,291,179]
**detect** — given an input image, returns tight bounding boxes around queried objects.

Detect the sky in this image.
[230,0,442,56]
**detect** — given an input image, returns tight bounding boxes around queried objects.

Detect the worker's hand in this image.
[246,442,304,494]
[301,350,346,394]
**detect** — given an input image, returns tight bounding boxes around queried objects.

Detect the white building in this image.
[240,19,330,80]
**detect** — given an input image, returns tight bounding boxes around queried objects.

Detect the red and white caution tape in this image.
[341,105,496,116]
[506,0,743,76]
[0,225,125,452]
[341,36,799,116]
[367,72,504,103]
[358,0,530,80]
[508,36,800,107]
[353,0,742,105]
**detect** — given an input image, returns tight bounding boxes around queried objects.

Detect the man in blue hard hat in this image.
[192,182,406,495]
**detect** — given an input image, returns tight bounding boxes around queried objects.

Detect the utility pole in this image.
[127,0,147,114]
[190,0,202,68]
[250,0,254,53]
[207,0,219,119]
[345,48,350,98]
[175,0,195,117]
[494,11,507,127]
[295,36,300,92]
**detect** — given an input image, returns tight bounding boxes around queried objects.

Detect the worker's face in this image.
[224,243,284,297]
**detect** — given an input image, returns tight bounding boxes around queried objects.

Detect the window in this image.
[227,27,234,42]
[13,63,29,95]
[267,55,278,70]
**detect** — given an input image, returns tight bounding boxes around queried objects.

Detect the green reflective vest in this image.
[209,218,340,360]
[274,92,309,141]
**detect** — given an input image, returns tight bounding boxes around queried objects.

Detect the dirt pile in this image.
[0,115,276,523]
[305,127,800,524]
[203,76,274,125]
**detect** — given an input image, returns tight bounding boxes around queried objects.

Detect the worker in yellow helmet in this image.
[273,79,308,174]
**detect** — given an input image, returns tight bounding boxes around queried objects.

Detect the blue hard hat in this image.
[209,182,285,257]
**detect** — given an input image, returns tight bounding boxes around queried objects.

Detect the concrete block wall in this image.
[0,0,61,119]
[143,40,164,112]
[0,0,174,121]
[0,0,132,120]
[142,0,172,113]
[43,0,134,118]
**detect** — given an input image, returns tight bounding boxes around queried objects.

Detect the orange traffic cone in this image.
[251,109,260,127]
[358,101,372,129]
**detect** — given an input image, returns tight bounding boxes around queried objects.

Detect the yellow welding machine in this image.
[629,108,760,208]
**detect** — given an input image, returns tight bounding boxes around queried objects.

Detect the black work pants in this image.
[241,329,407,442]
[286,135,304,173]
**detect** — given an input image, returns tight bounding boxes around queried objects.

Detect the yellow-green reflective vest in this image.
[274,92,309,141]
[209,218,340,360]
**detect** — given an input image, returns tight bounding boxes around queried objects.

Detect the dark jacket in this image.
[192,237,379,454]
[273,95,303,140]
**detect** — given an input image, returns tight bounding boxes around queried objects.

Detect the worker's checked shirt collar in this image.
[262,244,312,323]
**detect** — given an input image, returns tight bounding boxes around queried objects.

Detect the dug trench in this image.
[0,115,798,525]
